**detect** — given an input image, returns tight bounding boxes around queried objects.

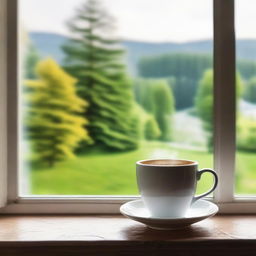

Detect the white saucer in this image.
[120,199,218,230]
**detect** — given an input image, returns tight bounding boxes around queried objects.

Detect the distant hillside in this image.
[122,40,213,74]
[29,32,256,75]
[30,33,67,64]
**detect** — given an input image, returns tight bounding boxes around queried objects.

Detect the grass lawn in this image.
[28,141,213,195]
[26,141,256,195]
[236,151,256,195]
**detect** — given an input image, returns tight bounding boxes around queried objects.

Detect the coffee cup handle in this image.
[192,168,218,203]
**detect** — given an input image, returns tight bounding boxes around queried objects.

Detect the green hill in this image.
[29,32,256,75]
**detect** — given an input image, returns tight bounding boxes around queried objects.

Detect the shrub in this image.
[144,115,161,140]
[237,117,256,152]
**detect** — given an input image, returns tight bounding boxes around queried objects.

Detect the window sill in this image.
[0,215,256,255]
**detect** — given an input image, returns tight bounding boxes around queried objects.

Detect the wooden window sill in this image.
[0,215,256,255]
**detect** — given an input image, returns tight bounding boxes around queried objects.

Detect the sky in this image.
[20,0,255,43]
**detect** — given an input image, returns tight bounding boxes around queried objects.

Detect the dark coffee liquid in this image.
[139,159,196,166]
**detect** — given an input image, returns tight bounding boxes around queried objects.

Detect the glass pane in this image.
[235,0,256,195]
[19,0,213,195]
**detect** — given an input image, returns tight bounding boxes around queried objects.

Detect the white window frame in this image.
[1,0,256,214]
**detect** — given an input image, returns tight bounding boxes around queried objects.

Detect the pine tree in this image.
[62,0,140,151]
[25,58,90,166]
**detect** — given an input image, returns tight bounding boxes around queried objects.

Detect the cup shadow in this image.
[121,223,212,240]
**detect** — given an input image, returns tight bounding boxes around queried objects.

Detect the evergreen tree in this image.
[138,53,212,109]
[62,0,140,150]
[25,58,90,166]
[138,53,254,109]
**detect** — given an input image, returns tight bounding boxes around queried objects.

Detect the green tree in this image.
[25,42,40,79]
[244,77,256,103]
[138,53,212,109]
[153,80,175,141]
[237,60,256,81]
[62,0,140,150]
[138,53,255,110]
[195,69,243,151]
[133,78,156,113]
[195,70,213,151]
[25,58,90,166]
[133,78,175,141]
[144,115,161,140]
[237,117,256,152]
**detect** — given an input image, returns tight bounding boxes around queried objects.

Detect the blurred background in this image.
[18,0,256,196]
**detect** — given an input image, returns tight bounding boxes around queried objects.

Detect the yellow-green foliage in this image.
[237,116,256,152]
[144,115,161,140]
[25,58,90,166]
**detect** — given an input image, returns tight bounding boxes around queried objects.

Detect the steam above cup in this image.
[136,159,218,218]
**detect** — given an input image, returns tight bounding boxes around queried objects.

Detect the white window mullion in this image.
[213,0,236,203]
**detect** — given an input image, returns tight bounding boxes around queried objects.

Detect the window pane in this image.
[235,0,256,195]
[19,0,213,195]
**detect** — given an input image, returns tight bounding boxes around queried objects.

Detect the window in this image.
[235,0,256,196]
[1,0,256,214]
[19,0,213,197]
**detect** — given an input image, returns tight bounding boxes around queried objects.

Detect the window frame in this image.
[0,0,7,208]
[2,0,256,214]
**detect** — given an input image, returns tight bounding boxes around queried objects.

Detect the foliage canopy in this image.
[62,0,140,150]
[25,58,90,166]
[195,69,243,151]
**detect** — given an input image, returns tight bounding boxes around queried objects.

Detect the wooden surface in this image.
[0,215,256,255]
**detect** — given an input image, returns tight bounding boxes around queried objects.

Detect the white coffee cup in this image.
[136,159,218,218]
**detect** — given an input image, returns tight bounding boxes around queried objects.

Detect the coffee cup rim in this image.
[136,158,198,167]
